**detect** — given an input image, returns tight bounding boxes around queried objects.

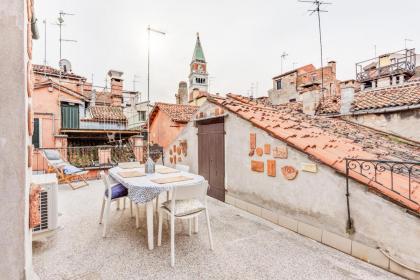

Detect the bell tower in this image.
[189,33,208,96]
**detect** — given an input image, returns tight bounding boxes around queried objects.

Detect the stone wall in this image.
[343,109,420,142]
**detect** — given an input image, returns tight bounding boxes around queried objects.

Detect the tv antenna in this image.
[299,0,332,100]
[281,52,288,73]
[53,11,77,61]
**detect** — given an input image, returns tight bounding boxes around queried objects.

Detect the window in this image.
[61,103,80,129]
[33,118,40,148]
[139,111,146,121]
[195,77,205,84]
[276,79,282,90]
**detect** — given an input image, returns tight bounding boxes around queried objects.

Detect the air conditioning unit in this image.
[31,174,59,236]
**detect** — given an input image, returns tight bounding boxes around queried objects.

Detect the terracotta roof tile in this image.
[151,102,199,123]
[318,80,420,115]
[84,106,127,122]
[208,93,420,212]
[352,81,420,111]
[33,64,86,81]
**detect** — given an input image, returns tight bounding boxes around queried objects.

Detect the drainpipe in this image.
[345,159,355,234]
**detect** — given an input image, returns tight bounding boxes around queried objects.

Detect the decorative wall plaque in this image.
[251,160,264,172]
[301,163,317,173]
[264,144,271,155]
[281,166,298,180]
[273,146,288,159]
[256,147,263,157]
[250,133,256,150]
[267,160,276,177]
[180,140,188,156]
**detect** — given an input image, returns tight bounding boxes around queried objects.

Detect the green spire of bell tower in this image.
[192,32,206,62]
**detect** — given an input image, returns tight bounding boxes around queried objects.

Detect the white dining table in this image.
[108,165,205,250]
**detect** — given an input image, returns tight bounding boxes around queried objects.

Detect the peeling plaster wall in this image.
[343,109,420,142]
[0,0,32,278]
[166,100,420,265]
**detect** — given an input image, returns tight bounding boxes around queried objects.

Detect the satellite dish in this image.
[59,59,72,73]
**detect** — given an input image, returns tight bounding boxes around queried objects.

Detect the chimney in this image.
[177,81,188,104]
[340,84,355,115]
[108,70,124,107]
[328,61,336,75]
[302,90,320,115]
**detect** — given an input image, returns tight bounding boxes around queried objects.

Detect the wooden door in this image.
[198,119,225,202]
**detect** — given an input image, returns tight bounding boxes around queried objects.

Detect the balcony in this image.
[356,48,416,82]
[31,179,400,279]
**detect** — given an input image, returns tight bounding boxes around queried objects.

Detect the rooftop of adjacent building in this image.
[206,93,420,212]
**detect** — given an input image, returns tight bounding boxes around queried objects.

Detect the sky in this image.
[32,0,420,103]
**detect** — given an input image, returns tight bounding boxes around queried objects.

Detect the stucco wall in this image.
[149,110,185,148]
[166,100,420,265]
[0,0,33,278]
[343,109,420,142]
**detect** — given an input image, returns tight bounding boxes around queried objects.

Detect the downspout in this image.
[345,159,355,234]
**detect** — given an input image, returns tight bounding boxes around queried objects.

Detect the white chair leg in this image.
[158,210,163,246]
[103,199,111,238]
[135,204,140,229]
[188,219,192,236]
[194,216,199,233]
[123,197,126,209]
[170,214,175,267]
[99,198,105,224]
[205,209,213,250]
[130,200,133,218]
[146,201,154,250]
[155,196,159,214]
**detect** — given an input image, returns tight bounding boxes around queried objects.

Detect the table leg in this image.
[146,201,154,250]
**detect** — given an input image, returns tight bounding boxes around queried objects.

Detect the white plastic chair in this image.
[175,164,190,172]
[99,171,132,237]
[157,180,213,267]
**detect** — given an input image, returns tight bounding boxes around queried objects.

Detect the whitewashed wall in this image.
[166,100,420,265]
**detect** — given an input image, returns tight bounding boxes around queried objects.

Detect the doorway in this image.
[197,117,225,202]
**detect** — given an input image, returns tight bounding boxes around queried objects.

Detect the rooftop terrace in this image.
[33,180,401,280]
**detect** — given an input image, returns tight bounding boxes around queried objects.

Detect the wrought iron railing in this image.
[345,158,420,233]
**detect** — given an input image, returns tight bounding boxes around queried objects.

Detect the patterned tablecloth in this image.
[108,165,205,204]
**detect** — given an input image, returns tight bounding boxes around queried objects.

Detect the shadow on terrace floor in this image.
[33,180,402,280]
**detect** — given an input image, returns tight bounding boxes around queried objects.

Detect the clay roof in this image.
[33,64,86,81]
[208,93,420,212]
[352,81,420,112]
[318,80,420,115]
[150,102,199,124]
[317,95,341,115]
[85,106,127,122]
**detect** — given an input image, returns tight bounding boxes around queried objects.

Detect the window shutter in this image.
[32,118,40,148]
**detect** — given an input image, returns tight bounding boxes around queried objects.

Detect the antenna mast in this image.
[280,52,288,73]
[54,11,77,61]
[299,0,332,100]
